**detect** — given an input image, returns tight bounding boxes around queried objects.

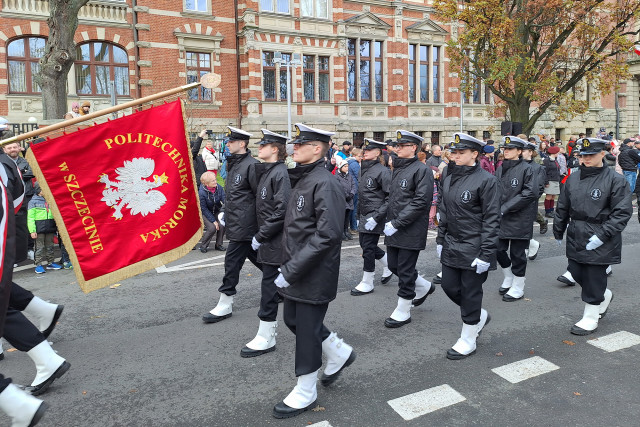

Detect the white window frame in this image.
[260,0,291,14]
[184,0,208,13]
[300,0,331,20]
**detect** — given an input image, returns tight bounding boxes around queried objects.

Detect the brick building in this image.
[1,0,638,145]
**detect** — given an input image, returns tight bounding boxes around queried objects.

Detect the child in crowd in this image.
[27,183,62,274]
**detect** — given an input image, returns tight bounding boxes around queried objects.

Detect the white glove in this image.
[556,239,563,247]
[436,244,442,259]
[384,222,398,236]
[218,212,225,227]
[436,212,441,223]
[471,258,490,274]
[364,217,377,231]
[274,273,290,288]
[251,236,261,251]
[586,235,604,251]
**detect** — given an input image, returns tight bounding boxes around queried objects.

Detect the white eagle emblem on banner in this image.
[99,157,168,220]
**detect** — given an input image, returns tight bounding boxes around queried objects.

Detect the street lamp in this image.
[273,52,301,140]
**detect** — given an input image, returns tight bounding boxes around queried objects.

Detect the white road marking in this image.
[387,384,466,421]
[587,331,640,353]
[491,356,560,384]
[308,422,333,427]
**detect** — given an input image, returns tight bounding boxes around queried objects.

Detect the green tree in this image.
[434,0,640,134]
[36,0,90,120]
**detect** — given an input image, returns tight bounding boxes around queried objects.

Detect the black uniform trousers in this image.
[497,239,529,277]
[258,264,280,322]
[386,246,420,300]
[441,265,487,325]
[282,298,331,377]
[9,282,34,310]
[1,189,15,392]
[359,233,385,272]
[567,260,608,305]
[218,240,262,296]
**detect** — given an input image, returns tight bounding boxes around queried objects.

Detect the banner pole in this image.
[0,82,201,147]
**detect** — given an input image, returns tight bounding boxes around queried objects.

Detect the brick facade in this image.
[1,0,638,143]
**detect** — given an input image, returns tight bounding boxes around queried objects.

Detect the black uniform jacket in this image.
[496,159,536,240]
[384,156,433,250]
[437,163,500,270]
[224,152,258,241]
[254,161,290,266]
[526,159,546,217]
[0,153,25,212]
[357,159,391,235]
[279,160,345,305]
[554,164,632,265]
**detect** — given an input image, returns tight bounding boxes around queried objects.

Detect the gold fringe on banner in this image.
[25,99,204,293]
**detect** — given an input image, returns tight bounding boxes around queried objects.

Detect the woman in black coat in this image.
[554,138,632,336]
[335,158,356,240]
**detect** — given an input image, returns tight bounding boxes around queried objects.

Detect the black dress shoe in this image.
[0,353,4,361]
[412,283,436,307]
[320,350,356,386]
[570,325,596,336]
[345,232,353,240]
[272,400,317,419]
[381,273,393,284]
[528,251,538,261]
[42,305,64,339]
[384,317,411,328]
[498,287,510,295]
[502,294,523,302]
[446,348,476,360]
[25,361,71,396]
[202,312,232,323]
[432,275,442,285]
[29,401,49,426]
[240,345,276,358]
[540,220,548,234]
[556,275,575,286]
[200,246,208,253]
[215,245,226,251]
[350,288,373,296]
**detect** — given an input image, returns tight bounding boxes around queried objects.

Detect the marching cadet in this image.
[241,130,290,357]
[496,135,536,301]
[383,130,435,328]
[521,139,546,261]
[351,138,393,296]
[554,138,632,335]
[203,126,262,323]
[0,179,48,427]
[273,124,355,419]
[437,133,499,359]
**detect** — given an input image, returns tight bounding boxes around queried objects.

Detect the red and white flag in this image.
[635,43,640,56]
[27,100,202,292]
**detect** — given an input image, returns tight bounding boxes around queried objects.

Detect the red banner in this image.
[26,100,202,292]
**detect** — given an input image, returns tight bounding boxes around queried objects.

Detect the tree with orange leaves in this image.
[434,0,640,134]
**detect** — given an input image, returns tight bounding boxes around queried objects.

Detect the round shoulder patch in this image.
[296,195,305,211]
[590,188,602,200]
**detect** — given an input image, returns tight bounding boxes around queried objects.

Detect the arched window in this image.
[75,42,130,97]
[7,37,46,94]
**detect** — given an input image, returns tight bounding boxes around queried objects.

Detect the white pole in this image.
[287,63,292,140]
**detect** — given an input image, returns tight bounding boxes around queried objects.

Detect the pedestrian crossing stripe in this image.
[387,384,466,421]
[586,331,640,353]
[491,356,560,384]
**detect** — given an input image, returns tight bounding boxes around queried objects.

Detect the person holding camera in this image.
[335,158,356,240]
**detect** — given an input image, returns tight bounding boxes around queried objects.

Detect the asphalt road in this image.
[2,212,640,427]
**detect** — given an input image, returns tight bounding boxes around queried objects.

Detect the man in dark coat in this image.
[495,135,536,301]
[351,139,393,296]
[383,130,435,328]
[241,129,290,358]
[203,126,261,323]
[437,133,500,359]
[272,124,355,419]
[554,138,632,335]
[197,172,225,252]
